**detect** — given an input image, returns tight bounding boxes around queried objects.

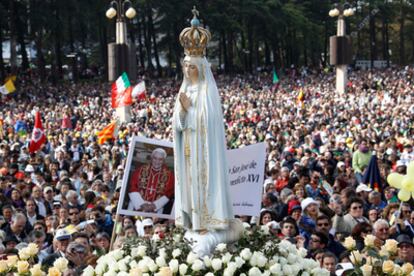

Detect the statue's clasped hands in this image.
[179,93,191,112]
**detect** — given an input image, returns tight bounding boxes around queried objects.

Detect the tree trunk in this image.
[34,34,46,82]
[143,9,154,74]
[399,0,406,64]
[0,24,5,81]
[17,18,29,71]
[228,32,234,73]
[369,1,377,69]
[9,0,18,74]
[98,13,107,80]
[221,31,229,73]
[147,6,162,77]
[137,17,145,69]
[264,40,271,67]
[323,20,328,66]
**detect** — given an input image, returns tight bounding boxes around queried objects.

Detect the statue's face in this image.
[183,60,199,84]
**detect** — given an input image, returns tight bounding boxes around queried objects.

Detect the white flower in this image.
[361,264,373,276]
[173,234,182,243]
[211,258,223,271]
[158,248,167,259]
[103,269,117,276]
[384,239,398,254]
[343,237,356,250]
[242,222,251,229]
[222,252,233,264]
[118,272,129,276]
[118,259,128,272]
[248,267,262,276]
[186,252,198,264]
[191,259,203,271]
[172,249,181,258]
[168,259,179,273]
[147,259,158,272]
[261,225,270,235]
[156,256,167,267]
[225,262,238,275]
[283,265,293,275]
[290,264,301,275]
[83,265,95,276]
[95,262,108,275]
[350,250,363,264]
[29,264,44,276]
[179,263,188,275]
[138,259,149,273]
[287,253,297,264]
[279,257,287,266]
[269,263,282,274]
[203,255,212,267]
[298,247,307,258]
[216,243,227,252]
[235,256,245,268]
[256,253,267,268]
[240,248,252,261]
[205,273,215,276]
[18,248,30,260]
[364,234,376,248]
[112,249,124,261]
[249,252,258,267]
[152,234,161,242]
[27,243,39,256]
[53,257,69,272]
[137,245,147,257]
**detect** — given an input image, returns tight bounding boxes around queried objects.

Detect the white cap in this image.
[142,218,153,227]
[356,183,372,193]
[55,229,71,241]
[24,165,35,173]
[301,198,319,211]
[263,178,274,188]
[337,161,345,168]
[335,263,354,276]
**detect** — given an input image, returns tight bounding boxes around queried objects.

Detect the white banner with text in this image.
[227,143,266,217]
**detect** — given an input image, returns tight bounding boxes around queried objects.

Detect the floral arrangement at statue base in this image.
[343,235,414,276]
[0,242,70,276]
[82,224,330,276]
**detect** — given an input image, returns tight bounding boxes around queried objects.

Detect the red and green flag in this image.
[111,72,133,108]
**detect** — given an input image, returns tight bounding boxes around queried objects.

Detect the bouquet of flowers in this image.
[342,235,414,276]
[82,224,330,276]
[0,242,70,276]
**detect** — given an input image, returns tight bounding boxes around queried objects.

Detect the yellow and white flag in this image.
[0,79,16,95]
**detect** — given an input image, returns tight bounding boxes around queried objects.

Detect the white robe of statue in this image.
[173,56,234,232]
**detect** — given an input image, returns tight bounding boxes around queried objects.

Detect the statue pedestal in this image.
[184,219,244,257]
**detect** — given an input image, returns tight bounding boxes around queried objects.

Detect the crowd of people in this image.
[0,65,414,275]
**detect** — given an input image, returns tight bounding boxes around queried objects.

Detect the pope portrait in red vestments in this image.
[127,148,174,213]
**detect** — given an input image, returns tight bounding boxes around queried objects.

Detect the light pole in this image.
[106,0,137,123]
[329,3,354,94]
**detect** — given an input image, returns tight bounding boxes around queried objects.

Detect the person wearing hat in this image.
[141,218,154,238]
[395,234,414,265]
[396,160,407,174]
[355,184,372,210]
[400,143,414,166]
[299,197,320,247]
[41,228,72,268]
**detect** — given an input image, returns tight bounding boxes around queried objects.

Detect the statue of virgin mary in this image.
[173,7,234,233]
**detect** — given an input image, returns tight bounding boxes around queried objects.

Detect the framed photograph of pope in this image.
[117,136,175,219]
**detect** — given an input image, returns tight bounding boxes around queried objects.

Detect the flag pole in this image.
[109,213,121,251]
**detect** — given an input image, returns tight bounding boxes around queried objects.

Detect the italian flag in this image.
[111,72,132,108]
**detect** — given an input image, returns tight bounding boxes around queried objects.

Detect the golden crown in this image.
[179,7,211,57]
